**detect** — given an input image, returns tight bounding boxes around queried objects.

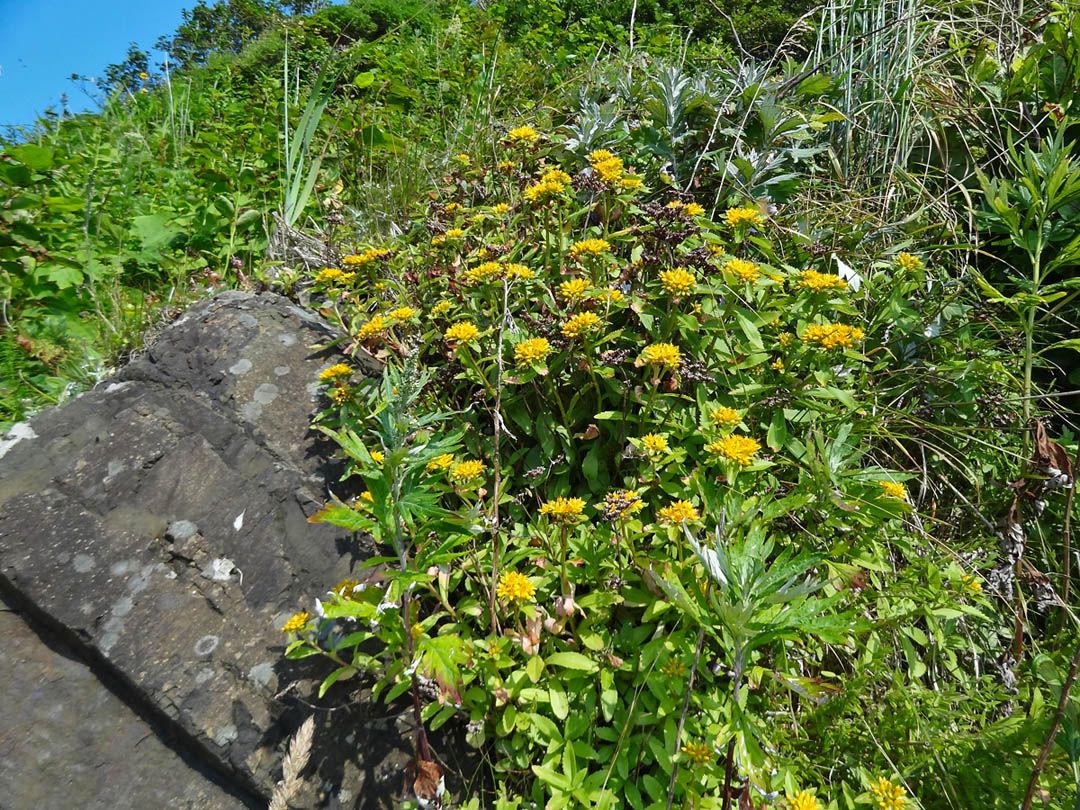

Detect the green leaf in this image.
[546,651,598,673]
[354,71,375,88]
[549,683,570,719]
[767,410,786,451]
[526,655,545,683]
[39,263,83,290]
[532,763,571,791]
[318,665,357,698]
[131,213,181,252]
[734,308,764,352]
[11,144,54,171]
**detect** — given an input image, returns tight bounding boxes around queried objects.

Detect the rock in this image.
[0,293,415,809]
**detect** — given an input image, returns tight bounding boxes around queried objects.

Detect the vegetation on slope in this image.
[3,1,1080,808]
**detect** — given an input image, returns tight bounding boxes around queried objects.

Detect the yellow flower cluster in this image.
[426,453,455,472]
[464,261,503,284]
[788,790,821,810]
[504,263,534,279]
[514,337,551,366]
[641,434,669,454]
[559,278,590,301]
[524,168,571,202]
[314,267,356,285]
[961,574,982,594]
[332,578,361,599]
[660,658,687,678]
[562,311,601,338]
[725,258,760,283]
[661,500,699,524]
[879,480,907,500]
[595,287,624,304]
[496,571,536,601]
[725,206,765,228]
[319,363,353,381]
[539,496,587,521]
[778,332,794,349]
[681,740,712,764]
[369,450,384,464]
[387,306,417,320]
[507,125,540,144]
[454,153,471,165]
[870,777,907,810]
[711,406,741,427]
[342,248,389,266]
[332,386,352,406]
[568,238,611,259]
[445,321,481,343]
[357,315,387,340]
[896,252,923,271]
[639,342,681,368]
[660,267,695,296]
[667,200,705,217]
[431,301,452,317]
[450,459,486,482]
[281,611,310,633]
[796,270,847,292]
[444,202,462,212]
[706,434,761,466]
[802,323,865,349]
[491,203,510,215]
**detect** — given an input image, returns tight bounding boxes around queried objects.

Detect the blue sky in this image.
[0,0,193,128]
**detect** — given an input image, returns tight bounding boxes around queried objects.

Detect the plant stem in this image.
[665,625,707,810]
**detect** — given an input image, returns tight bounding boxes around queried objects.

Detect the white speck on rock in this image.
[239,402,262,422]
[0,422,37,460]
[274,365,291,376]
[73,553,95,573]
[229,358,253,376]
[233,511,245,531]
[213,725,238,746]
[253,383,279,405]
[104,381,132,393]
[248,661,274,689]
[195,667,215,685]
[201,557,236,581]
[194,635,219,656]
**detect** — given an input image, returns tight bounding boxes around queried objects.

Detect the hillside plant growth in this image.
[4,0,1080,809]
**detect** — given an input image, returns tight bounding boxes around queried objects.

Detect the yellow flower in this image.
[711,406,741,427]
[796,269,847,292]
[499,160,515,172]
[281,611,310,633]
[595,287,624,304]
[641,434,669,454]
[539,496,587,522]
[514,337,551,366]
[445,321,481,343]
[880,480,907,500]
[524,179,565,202]
[332,578,361,599]
[444,228,465,239]
[896,252,923,271]
[725,206,764,228]
[561,311,602,338]
[357,315,387,340]
[660,500,699,524]
[387,306,418,320]
[802,323,865,350]
[370,450,385,465]
[961,574,982,594]
[619,175,643,190]
[504,263,534,279]
[639,342,681,368]
[568,238,610,259]
[139,87,148,94]
[444,202,462,212]
[660,658,687,678]
[788,790,821,810]
[464,261,503,284]
[684,202,705,216]
[598,489,644,521]
[342,248,389,266]
[426,453,455,472]
[541,169,571,185]
[359,491,374,503]
[432,301,452,317]
[314,267,345,284]
[139,71,149,80]
[454,153,471,165]
[706,435,761,466]
[659,267,695,296]
[593,155,625,185]
[869,777,907,810]
[332,386,352,406]
[496,571,536,602]
[507,125,540,144]
[680,740,712,765]
[319,363,353,381]
[724,258,760,283]
[778,332,794,349]
[771,358,785,371]
[492,203,511,214]
[589,149,615,163]
[450,459,486,483]
[559,278,590,301]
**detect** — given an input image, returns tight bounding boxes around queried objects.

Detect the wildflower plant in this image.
[282,132,1019,810]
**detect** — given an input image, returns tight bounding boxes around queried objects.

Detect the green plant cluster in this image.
[280,122,1074,808]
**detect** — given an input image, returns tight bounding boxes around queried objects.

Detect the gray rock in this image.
[0,293,418,809]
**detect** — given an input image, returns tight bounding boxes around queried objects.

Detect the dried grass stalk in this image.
[268,715,315,810]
